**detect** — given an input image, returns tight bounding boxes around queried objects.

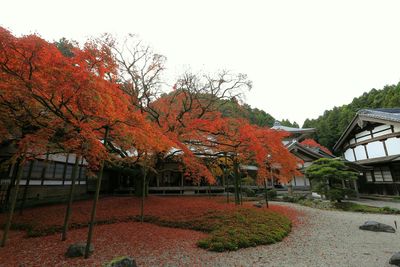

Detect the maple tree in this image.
[98,33,254,187]
[184,115,301,205]
[300,138,333,155]
[0,28,172,255]
[1,28,307,261]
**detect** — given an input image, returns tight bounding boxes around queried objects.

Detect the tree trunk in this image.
[224,155,229,203]
[4,160,20,210]
[19,160,34,215]
[84,127,109,259]
[239,177,243,205]
[288,184,293,196]
[1,158,25,247]
[62,156,80,241]
[40,153,50,186]
[233,160,240,205]
[353,179,360,199]
[264,179,269,208]
[140,166,148,223]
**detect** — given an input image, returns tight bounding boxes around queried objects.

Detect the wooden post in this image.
[19,160,34,215]
[84,127,109,259]
[1,157,25,247]
[62,155,80,241]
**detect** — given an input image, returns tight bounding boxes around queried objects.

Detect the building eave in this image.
[333,110,400,152]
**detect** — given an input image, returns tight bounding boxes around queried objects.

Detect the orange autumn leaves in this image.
[187,116,301,184]
[0,27,299,184]
[0,27,169,169]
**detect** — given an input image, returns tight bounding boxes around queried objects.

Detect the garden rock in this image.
[104,256,137,267]
[359,221,395,233]
[253,202,263,208]
[65,243,94,258]
[389,252,400,266]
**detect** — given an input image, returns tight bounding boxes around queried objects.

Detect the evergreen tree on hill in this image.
[303,83,400,152]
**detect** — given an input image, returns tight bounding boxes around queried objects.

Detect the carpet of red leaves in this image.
[0,197,303,266]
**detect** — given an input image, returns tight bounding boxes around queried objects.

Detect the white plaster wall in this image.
[354,145,367,160]
[366,141,386,158]
[372,125,392,137]
[357,135,371,142]
[37,153,88,165]
[373,125,391,133]
[290,176,309,186]
[344,148,355,161]
[385,137,400,156]
[355,130,370,138]
[349,138,356,145]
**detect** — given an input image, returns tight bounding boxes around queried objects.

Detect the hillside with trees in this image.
[303,83,400,152]
[216,98,298,128]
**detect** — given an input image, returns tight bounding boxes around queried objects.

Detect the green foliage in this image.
[241,187,256,197]
[217,99,275,127]
[280,119,299,128]
[103,256,133,267]
[54,37,77,58]
[335,202,400,214]
[303,83,400,150]
[305,158,358,202]
[267,188,277,199]
[281,193,308,203]
[197,208,291,252]
[291,198,400,214]
[241,176,255,185]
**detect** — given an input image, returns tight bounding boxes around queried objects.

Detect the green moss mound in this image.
[196,208,291,252]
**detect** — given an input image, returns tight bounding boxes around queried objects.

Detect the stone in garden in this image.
[65,243,94,258]
[253,202,263,208]
[103,256,137,267]
[389,252,400,266]
[359,221,395,233]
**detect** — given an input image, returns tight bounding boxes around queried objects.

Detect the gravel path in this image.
[194,202,400,267]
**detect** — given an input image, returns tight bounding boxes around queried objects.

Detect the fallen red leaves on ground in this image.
[0,197,304,266]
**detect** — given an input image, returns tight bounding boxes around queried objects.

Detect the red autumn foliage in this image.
[0,27,172,170]
[188,115,302,184]
[300,138,333,155]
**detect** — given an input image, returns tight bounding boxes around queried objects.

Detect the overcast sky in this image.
[2,0,400,125]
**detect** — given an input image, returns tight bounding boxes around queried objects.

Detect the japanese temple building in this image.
[271,121,334,189]
[0,120,335,209]
[333,108,400,195]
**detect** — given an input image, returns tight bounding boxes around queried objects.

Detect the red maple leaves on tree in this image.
[300,138,333,155]
[1,28,303,256]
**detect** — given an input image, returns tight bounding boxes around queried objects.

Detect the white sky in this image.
[2,0,400,125]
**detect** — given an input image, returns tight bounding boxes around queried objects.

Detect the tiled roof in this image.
[358,108,400,123]
[334,108,400,151]
[271,121,315,133]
